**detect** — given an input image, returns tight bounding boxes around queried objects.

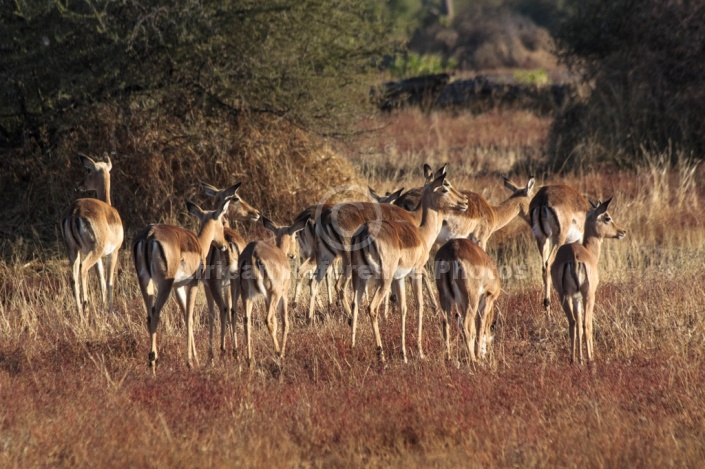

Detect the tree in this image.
[0,0,394,149]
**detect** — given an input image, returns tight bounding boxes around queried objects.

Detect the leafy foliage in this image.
[548,0,705,169]
[0,0,394,148]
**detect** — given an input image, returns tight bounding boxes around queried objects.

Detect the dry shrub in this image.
[0,100,359,260]
[409,8,558,71]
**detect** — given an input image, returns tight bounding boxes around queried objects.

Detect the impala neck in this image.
[98,173,112,206]
[490,196,524,233]
[583,233,604,261]
[416,191,442,251]
[197,220,218,260]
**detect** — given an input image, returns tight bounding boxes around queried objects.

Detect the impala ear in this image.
[589,199,600,209]
[596,197,613,214]
[502,176,518,192]
[288,216,308,235]
[431,173,447,190]
[79,154,97,171]
[102,152,112,171]
[423,164,433,181]
[526,178,536,193]
[433,164,447,180]
[186,199,204,218]
[222,182,242,198]
[368,187,381,202]
[200,181,220,198]
[262,216,279,233]
[214,196,232,218]
[389,187,404,200]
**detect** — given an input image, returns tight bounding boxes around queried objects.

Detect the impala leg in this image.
[438,279,453,361]
[280,296,289,358]
[585,293,596,363]
[266,294,281,355]
[244,297,254,368]
[95,257,107,309]
[70,252,83,319]
[148,279,173,372]
[537,237,552,315]
[369,280,391,363]
[560,297,576,364]
[174,286,194,368]
[293,257,315,309]
[351,276,365,348]
[230,275,240,354]
[574,296,584,366]
[463,296,478,363]
[105,250,119,314]
[204,282,217,360]
[413,271,426,359]
[422,269,439,312]
[80,248,103,317]
[390,280,405,361]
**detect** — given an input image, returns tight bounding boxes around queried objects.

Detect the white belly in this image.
[394,266,413,279]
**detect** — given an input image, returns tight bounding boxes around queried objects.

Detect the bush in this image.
[389,52,458,78]
[548,0,705,170]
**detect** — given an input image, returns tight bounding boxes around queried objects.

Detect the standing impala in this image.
[61,153,124,319]
[350,170,469,363]
[199,182,260,359]
[235,217,303,366]
[437,177,536,248]
[132,197,231,371]
[551,198,626,365]
[530,184,590,315]
[435,238,501,363]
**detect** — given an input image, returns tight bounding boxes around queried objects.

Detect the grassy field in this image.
[2,108,705,467]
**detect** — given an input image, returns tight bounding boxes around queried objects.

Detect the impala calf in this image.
[235,217,303,366]
[61,153,124,318]
[199,181,260,359]
[133,197,231,371]
[551,198,626,365]
[530,184,590,315]
[351,170,469,363]
[435,239,500,363]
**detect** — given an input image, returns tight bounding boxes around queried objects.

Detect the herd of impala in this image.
[60,154,626,372]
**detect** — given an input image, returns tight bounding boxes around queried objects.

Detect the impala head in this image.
[186,197,232,251]
[422,166,469,212]
[368,187,404,204]
[587,197,626,240]
[503,176,536,221]
[77,153,111,193]
[200,181,261,223]
[262,216,305,259]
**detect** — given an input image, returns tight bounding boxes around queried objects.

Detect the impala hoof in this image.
[390,294,398,303]
[543,298,551,308]
[377,346,386,363]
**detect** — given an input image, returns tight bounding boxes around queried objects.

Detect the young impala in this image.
[199,181,260,359]
[132,197,231,372]
[61,153,124,319]
[551,198,626,365]
[350,169,469,363]
[434,238,500,363]
[530,184,590,315]
[235,217,303,366]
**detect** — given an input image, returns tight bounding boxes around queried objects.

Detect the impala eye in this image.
[604,215,612,223]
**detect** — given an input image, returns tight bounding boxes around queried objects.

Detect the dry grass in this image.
[2,109,705,467]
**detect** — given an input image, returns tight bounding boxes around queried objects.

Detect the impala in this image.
[434,238,500,362]
[530,184,590,315]
[199,181,261,359]
[132,197,231,371]
[551,198,626,365]
[235,217,303,365]
[292,216,336,312]
[61,153,124,319]
[437,177,535,248]
[350,170,469,362]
